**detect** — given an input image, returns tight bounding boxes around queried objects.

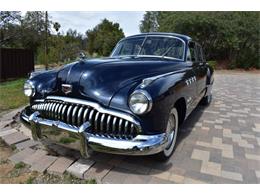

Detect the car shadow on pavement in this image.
[104,104,207,176]
[42,103,208,178]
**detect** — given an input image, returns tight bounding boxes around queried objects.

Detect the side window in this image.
[190,46,197,61]
[186,48,192,61]
[196,44,203,62]
[187,42,197,62]
[200,47,205,62]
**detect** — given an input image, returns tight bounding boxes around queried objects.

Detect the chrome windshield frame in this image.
[110,35,186,61]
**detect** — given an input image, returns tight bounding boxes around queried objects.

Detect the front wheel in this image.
[156,107,179,161]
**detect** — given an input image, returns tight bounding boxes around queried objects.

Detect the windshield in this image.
[111,36,185,60]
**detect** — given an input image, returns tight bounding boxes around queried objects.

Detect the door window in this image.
[188,42,197,62]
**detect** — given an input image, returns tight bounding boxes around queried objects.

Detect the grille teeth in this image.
[31,100,139,139]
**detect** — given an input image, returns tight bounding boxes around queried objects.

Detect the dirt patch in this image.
[0,138,36,184]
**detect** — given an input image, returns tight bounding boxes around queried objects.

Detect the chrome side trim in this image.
[140,69,187,89]
[45,96,141,129]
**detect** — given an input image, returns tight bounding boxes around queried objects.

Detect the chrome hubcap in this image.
[165,115,176,149]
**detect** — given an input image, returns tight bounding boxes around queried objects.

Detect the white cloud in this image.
[48,11,145,36]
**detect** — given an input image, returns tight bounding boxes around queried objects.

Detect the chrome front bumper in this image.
[20,108,168,157]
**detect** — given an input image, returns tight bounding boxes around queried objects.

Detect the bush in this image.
[207,61,217,70]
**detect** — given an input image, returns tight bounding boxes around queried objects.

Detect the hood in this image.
[55,57,184,106]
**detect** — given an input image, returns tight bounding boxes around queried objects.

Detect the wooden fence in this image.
[0,48,34,81]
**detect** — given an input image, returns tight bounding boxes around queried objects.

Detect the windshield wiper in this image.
[136,35,148,56]
[161,46,173,58]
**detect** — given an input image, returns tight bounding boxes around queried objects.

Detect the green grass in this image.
[85,179,97,184]
[11,145,17,151]
[26,176,35,184]
[207,60,217,70]
[14,162,26,169]
[0,78,28,113]
[47,130,61,136]
[59,137,77,144]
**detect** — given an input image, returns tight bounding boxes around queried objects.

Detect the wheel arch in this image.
[206,66,214,85]
[174,97,186,126]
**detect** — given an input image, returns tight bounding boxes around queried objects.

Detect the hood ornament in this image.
[62,84,72,94]
[79,51,87,61]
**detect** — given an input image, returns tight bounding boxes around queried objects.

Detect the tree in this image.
[0,11,21,28]
[140,12,260,69]
[0,11,21,47]
[139,11,159,33]
[0,11,88,65]
[53,22,61,34]
[86,19,125,56]
[20,11,49,54]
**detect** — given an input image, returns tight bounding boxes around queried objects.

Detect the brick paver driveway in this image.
[1,71,260,183]
[95,71,260,183]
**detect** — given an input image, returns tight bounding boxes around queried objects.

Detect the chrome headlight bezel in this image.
[128,90,153,115]
[24,81,35,97]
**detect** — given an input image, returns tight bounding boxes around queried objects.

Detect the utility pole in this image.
[45,11,48,70]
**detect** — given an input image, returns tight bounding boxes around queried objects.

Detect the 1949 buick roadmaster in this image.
[20,32,214,160]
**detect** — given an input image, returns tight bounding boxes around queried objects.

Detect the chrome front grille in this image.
[31,98,140,139]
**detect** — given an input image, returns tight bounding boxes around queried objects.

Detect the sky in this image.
[48,11,145,36]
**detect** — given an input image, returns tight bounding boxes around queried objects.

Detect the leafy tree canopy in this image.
[140,12,260,69]
[86,18,125,56]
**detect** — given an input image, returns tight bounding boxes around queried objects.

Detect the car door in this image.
[189,42,207,104]
[195,44,207,99]
[185,43,198,113]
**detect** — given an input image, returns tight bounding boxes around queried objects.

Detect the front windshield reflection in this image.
[111,36,185,60]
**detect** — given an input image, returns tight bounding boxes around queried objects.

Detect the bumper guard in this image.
[20,108,168,157]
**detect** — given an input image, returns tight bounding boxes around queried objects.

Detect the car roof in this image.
[123,32,192,42]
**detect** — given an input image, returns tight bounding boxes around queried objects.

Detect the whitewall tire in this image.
[156,107,179,161]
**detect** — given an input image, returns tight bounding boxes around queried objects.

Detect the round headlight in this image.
[24,81,35,97]
[129,90,152,115]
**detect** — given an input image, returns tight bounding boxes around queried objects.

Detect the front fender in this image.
[28,70,58,100]
[109,71,187,135]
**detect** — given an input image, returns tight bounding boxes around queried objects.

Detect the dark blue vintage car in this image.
[21,32,214,160]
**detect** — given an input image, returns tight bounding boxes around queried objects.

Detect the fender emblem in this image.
[62,84,72,94]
